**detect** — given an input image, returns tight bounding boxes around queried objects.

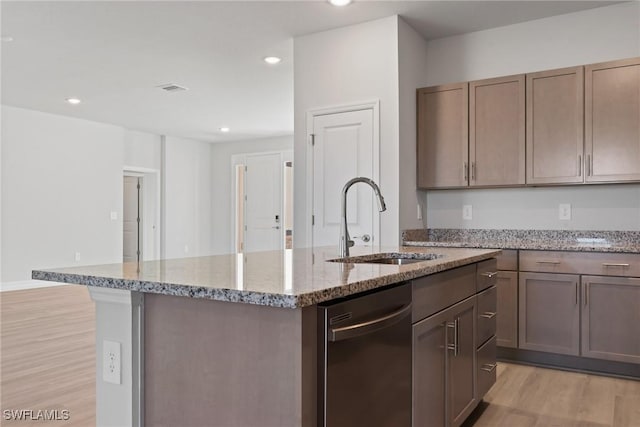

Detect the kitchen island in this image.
[33,245,500,427]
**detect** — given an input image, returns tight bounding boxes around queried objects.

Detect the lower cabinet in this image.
[496,271,518,348]
[581,275,640,364]
[518,272,580,356]
[413,296,477,427]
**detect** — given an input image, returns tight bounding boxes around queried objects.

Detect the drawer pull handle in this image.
[480,271,498,278]
[480,312,496,319]
[481,363,497,373]
[602,263,630,268]
[536,261,561,265]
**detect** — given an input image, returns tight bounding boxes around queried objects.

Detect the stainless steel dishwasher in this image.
[318,283,412,427]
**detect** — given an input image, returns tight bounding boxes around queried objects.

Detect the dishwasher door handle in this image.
[328,303,412,342]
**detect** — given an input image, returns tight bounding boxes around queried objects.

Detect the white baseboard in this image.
[0,280,70,292]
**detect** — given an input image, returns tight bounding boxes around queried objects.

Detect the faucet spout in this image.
[339,177,386,258]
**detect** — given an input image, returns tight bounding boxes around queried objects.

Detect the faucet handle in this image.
[347,239,355,248]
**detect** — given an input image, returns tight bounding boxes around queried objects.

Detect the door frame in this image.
[305,100,380,249]
[230,150,293,253]
[123,166,161,261]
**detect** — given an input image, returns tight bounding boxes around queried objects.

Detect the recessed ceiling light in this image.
[66,98,82,105]
[263,56,282,65]
[1,36,14,42]
[329,0,352,6]
[219,127,230,133]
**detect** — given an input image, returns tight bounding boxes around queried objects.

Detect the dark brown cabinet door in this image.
[469,74,525,187]
[585,57,640,183]
[417,83,469,189]
[496,271,518,348]
[447,297,477,427]
[581,275,640,364]
[526,66,584,184]
[412,309,448,427]
[518,272,580,356]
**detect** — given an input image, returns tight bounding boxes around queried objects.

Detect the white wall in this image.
[210,135,293,254]
[294,16,400,248]
[398,17,430,232]
[422,2,640,231]
[1,106,124,283]
[124,130,162,171]
[162,136,213,259]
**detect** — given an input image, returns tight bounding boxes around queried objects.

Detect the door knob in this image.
[353,234,371,243]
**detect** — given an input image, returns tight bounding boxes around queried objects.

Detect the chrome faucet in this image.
[339,177,387,258]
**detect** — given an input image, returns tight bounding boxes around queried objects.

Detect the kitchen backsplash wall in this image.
[420,2,640,232]
[425,185,640,231]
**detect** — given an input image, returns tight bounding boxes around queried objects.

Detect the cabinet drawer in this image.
[496,250,518,271]
[520,250,640,277]
[477,258,498,292]
[477,286,497,347]
[476,336,497,399]
[412,264,476,323]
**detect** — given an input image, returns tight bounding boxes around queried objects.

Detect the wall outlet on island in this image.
[102,340,121,385]
[462,205,473,221]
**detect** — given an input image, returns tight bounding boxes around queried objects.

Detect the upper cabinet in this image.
[417,56,640,190]
[470,74,525,187]
[417,83,468,189]
[526,67,584,185]
[585,57,640,183]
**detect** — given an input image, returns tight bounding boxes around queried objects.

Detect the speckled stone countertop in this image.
[32,246,499,308]
[403,229,640,253]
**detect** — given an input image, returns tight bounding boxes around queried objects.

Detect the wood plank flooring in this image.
[2,285,640,426]
[464,362,640,427]
[1,286,95,427]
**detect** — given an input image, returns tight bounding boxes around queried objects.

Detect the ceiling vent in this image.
[158,83,188,93]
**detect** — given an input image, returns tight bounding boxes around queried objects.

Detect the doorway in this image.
[307,101,380,250]
[123,167,160,262]
[123,175,142,262]
[232,150,293,253]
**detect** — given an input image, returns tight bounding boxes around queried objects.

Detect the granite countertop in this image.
[32,246,499,308]
[402,229,640,254]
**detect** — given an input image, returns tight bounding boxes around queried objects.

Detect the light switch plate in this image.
[559,203,571,220]
[463,205,473,220]
[110,211,118,220]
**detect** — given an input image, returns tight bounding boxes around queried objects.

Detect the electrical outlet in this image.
[417,204,422,220]
[74,252,81,262]
[102,340,121,385]
[110,211,118,220]
[463,205,473,220]
[559,203,571,220]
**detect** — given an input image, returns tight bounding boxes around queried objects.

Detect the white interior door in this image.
[312,108,377,249]
[123,176,141,262]
[244,153,283,252]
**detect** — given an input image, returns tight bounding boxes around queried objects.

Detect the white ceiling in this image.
[1,1,619,143]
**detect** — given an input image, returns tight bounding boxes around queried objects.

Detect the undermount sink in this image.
[327,252,444,265]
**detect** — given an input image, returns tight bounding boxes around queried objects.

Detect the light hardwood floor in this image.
[2,285,640,427]
[1,286,95,427]
[464,362,640,427]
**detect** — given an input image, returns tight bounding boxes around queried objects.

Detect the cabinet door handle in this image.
[602,263,630,268]
[584,283,588,306]
[446,319,459,356]
[471,162,476,181]
[587,154,592,176]
[480,271,498,278]
[575,282,578,305]
[536,260,561,265]
[578,155,582,177]
[464,162,468,182]
[480,311,496,319]
[481,363,497,373]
